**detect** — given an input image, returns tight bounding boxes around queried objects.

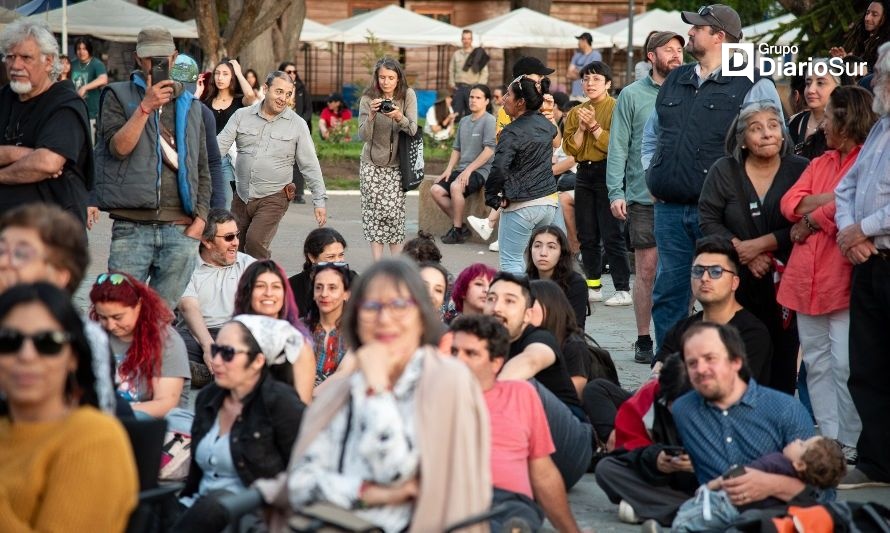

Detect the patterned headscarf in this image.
[231,314,305,365]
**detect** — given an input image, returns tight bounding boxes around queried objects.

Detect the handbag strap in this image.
[337,396,354,473]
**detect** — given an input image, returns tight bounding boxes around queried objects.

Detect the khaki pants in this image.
[231,190,289,259]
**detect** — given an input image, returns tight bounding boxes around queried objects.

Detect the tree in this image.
[194,0,303,67]
[238,1,307,80]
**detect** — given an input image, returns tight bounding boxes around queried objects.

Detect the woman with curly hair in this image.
[90,272,189,419]
[525,225,588,329]
[234,260,316,404]
[831,1,890,71]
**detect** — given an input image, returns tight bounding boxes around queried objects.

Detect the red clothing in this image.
[777,146,862,315]
[614,379,659,450]
[485,381,555,499]
[320,107,352,129]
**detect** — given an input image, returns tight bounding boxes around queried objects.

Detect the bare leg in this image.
[633,247,658,336]
[389,242,403,256]
[371,242,384,261]
[560,191,580,254]
[431,185,453,219]
[450,181,466,228]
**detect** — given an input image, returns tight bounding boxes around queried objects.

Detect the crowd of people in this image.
[1,2,890,532]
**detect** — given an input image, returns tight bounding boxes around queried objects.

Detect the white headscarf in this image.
[231,314,305,365]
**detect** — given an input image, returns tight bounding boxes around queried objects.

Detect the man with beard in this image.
[218,71,327,259]
[607,31,683,364]
[834,41,890,489]
[177,208,255,386]
[0,20,92,226]
[643,5,783,352]
[484,271,593,490]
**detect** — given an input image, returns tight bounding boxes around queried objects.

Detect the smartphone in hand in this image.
[151,57,169,84]
[723,464,747,479]
[662,446,686,457]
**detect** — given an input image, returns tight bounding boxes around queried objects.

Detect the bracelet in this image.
[802,214,818,232]
[589,123,601,134]
[139,104,151,115]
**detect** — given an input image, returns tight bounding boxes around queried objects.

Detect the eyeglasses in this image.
[96,272,133,287]
[0,328,71,356]
[357,298,416,321]
[215,231,239,242]
[210,343,249,362]
[691,265,737,279]
[284,69,296,75]
[582,74,608,85]
[0,241,42,268]
[696,5,737,39]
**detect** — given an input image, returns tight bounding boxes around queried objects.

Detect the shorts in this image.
[433,170,485,198]
[628,202,656,249]
[556,171,576,192]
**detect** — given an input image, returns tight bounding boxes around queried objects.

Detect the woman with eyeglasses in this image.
[303,262,352,385]
[260,259,490,532]
[0,283,137,532]
[485,71,565,273]
[525,225,588,329]
[90,271,191,419]
[173,315,304,532]
[359,57,418,261]
[234,260,316,404]
[698,100,809,394]
[288,227,357,317]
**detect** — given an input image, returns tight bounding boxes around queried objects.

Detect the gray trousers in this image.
[531,380,593,491]
[595,455,693,525]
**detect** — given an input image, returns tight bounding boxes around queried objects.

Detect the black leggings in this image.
[582,378,632,444]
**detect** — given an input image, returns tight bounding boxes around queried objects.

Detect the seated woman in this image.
[174,315,305,533]
[303,262,352,386]
[258,259,491,532]
[288,227,357,316]
[235,260,316,404]
[320,93,353,141]
[423,91,458,142]
[0,283,137,532]
[450,263,496,318]
[90,272,190,419]
[419,262,451,322]
[525,225,588,329]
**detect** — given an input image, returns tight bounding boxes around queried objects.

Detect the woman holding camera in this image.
[358,58,418,261]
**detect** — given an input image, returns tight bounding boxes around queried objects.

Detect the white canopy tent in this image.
[24,0,197,42]
[300,18,339,43]
[467,7,610,49]
[741,13,801,46]
[328,5,461,47]
[593,9,688,49]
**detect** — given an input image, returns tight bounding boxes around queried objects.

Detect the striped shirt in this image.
[836,115,890,250]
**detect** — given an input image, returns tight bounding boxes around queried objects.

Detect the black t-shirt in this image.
[655,309,773,382]
[204,99,244,135]
[509,326,580,407]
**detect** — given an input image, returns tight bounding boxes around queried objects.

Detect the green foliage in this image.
[764,1,861,58]
[311,115,450,162]
[650,0,784,27]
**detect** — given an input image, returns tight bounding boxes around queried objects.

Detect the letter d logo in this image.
[722,43,754,82]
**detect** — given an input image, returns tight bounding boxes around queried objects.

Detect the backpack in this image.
[581,333,620,387]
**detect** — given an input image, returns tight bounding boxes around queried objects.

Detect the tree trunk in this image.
[504,0,553,80]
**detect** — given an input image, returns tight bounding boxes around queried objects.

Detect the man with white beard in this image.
[834,41,890,489]
[0,20,92,226]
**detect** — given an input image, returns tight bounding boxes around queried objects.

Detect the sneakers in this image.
[488,240,499,252]
[190,361,212,389]
[618,500,641,524]
[604,290,633,307]
[634,341,654,365]
[467,215,494,240]
[588,287,603,302]
[839,442,858,465]
[441,226,469,244]
[640,520,664,533]
[838,467,890,489]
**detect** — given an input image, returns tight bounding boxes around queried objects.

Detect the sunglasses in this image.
[0,328,71,356]
[313,261,349,272]
[696,5,737,39]
[691,265,737,279]
[215,231,239,242]
[210,343,249,362]
[96,272,133,287]
[285,69,296,75]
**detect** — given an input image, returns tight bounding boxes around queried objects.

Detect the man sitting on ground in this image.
[450,314,583,532]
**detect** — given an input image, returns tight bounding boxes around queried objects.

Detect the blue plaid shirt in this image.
[673,379,814,484]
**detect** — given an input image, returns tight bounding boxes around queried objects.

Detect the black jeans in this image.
[574,161,631,290]
[849,255,890,482]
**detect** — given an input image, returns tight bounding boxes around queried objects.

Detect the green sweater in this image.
[606,75,660,205]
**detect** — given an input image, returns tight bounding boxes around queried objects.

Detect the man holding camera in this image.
[93,26,211,310]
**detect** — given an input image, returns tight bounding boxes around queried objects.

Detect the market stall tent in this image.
[467,7,610,49]
[24,0,197,41]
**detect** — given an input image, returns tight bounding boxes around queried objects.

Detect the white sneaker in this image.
[618,500,640,524]
[604,290,632,307]
[467,216,494,240]
[488,239,499,252]
[588,287,603,302]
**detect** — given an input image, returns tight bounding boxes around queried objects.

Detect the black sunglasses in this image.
[691,264,737,279]
[0,328,71,356]
[215,231,239,242]
[210,343,249,362]
[313,261,349,272]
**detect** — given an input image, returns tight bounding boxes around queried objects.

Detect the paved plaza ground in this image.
[75,192,890,531]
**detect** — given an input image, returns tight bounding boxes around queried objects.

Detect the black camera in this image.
[379,99,396,113]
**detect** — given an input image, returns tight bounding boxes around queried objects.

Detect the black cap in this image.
[680,4,742,41]
[552,91,570,112]
[575,32,593,45]
[512,57,555,78]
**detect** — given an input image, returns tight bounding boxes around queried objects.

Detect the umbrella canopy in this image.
[328,5,461,47]
[467,7,610,49]
[741,13,801,46]
[24,0,197,41]
[594,8,689,49]
[300,17,339,43]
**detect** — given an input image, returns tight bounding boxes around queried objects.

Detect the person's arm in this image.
[0,148,66,184]
[697,163,737,240]
[448,53,457,89]
[561,107,584,157]
[78,72,109,96]
[497,342,556,381]
[200,106,225,209]
[529,456,582,533]
[216,108,239,157]
[291,342,316,405]
[357,96,375,142]
[110,79,175,158]
[722,469,806,505]
[640,110,659,171]
[294,118,328,220]
[485,129,516,209]
[834,148,863,231]
[459,146,494,176]
[396,90,418,136]
[228,59,258,106]
[318,110,331,139]
[179,296,214,369]
[0,145,34,166]
[427,107,443,133]
[133,377,184,418]
[552,154,576,176]
[187,112,211,237]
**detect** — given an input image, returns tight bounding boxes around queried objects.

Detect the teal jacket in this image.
[606,75,659,206]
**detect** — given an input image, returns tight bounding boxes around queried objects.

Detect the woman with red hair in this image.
[234,260,316,404]
[450,263,496,316]
[90,272,189,419]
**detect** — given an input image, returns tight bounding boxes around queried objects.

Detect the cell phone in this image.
[662,446,686,457]
[723,464,747,479]
[151,57,169,84]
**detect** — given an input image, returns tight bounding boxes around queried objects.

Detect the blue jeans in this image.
[108,220,199,310]
[498,203,564,273]
[221,155,235,210]
[652,203,702,350]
